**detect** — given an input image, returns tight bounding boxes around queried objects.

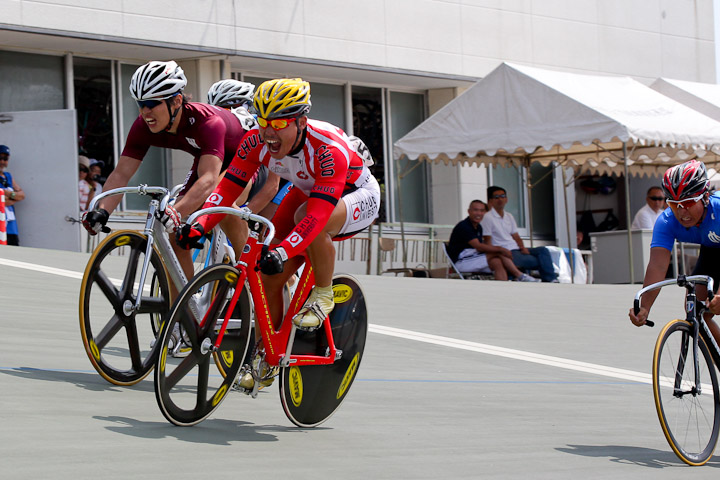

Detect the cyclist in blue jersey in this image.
[630,160,720,340]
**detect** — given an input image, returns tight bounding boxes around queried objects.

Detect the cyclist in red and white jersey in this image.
[177,77,380,344]
[81,61,255,279]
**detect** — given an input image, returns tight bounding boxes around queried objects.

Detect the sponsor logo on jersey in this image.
[709,231,720,243]
[237,133,261,160]
[312,185,336,195]
[185,137,199,149]
[288,232,304,247]
[297,171,309,180]
[349,196,379,223]
[316,145,336,178]
[206,193,223,205]
[189,117,196,125]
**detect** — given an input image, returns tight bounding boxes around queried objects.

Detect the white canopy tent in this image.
[394,62,720,282]
[651,77,720,188]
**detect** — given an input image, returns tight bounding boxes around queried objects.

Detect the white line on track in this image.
[1,257,652,385]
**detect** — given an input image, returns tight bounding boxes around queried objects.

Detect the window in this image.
[0,50,64,111]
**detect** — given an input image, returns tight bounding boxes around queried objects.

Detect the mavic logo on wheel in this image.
[224,272,238,285]
[337,353,360,400]
[115,236,131,247]
[709,231,720,243]
[289,366,304,407]
[332,284,353,304]
[212,384,228,407]
[90,340,100,361]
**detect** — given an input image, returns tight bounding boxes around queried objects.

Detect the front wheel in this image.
[154,264,252,426]
[653,319,720,466]
[79,230,170,386]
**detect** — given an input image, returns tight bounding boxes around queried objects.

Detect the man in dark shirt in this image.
[448,200,538,281]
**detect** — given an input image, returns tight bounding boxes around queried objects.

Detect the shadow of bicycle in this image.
[93,415,316,445]
[0,366,154,393]
[557,444,720,468]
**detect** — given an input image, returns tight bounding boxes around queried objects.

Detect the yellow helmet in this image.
[253,78,311,119]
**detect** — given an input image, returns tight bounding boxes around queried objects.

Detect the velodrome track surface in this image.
[2,244,716,479]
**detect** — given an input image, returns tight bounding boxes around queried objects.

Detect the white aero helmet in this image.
[129,61,187,100]
[207,79,255,108]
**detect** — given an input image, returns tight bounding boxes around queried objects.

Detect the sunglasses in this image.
[136,99,164,110]
[648,196,665,201]
[79,167,89,173]
[667,193,704,209]
[491,194,507,199]
[257,117,296,130]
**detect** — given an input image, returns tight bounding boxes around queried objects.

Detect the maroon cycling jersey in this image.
[199,119,375,258]
[121,102,247,171]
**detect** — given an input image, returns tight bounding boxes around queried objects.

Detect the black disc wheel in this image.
[279,274,368,427]
[79,230,170,385]
[653,319,720,466]
[154,264,252,426]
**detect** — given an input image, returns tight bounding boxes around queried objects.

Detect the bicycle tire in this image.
[79,230,170,386]
[653,319,720,466]
[154,264,252,426]
[279,274,368,427]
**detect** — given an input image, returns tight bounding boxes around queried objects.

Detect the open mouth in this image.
[266,139,281,154]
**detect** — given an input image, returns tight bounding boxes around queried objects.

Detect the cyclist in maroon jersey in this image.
[81,61,255,279]
[176,78,380,390]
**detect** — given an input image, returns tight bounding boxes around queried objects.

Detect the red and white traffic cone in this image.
[0,192,6,245]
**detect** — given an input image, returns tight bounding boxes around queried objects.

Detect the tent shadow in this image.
[556,444,720,468]
[0,366,154,393]
[94,415,328,445]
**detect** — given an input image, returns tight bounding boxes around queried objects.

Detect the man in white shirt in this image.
[631,186,666,230]
[481,186,558,282]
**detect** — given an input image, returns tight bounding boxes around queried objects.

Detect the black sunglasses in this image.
[136,99,164,110]
[79,167,89,173]
[491,194,507,199]
[648,196,665,201]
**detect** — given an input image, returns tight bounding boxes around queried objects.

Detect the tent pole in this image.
[560,163,575,283]
[396,157,408,270]
[526,157,534,248]
[623,142,635,285]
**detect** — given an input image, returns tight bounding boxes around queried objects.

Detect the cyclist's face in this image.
[669,195,705,228]
[139,99,171,133]
[259,116,307,159]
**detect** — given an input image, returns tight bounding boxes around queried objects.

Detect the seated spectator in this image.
[482,186,558,282]
[448,199,539,281]
[631,186,666,230]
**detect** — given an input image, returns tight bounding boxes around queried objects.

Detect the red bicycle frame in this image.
[196,222,339,368]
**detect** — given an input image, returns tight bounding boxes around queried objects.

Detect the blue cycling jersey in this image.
[651,192,720,250]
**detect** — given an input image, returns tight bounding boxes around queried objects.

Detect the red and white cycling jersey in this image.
[199,119,377,258]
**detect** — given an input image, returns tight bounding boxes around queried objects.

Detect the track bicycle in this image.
[634,275,720,466]
[79,185,243,386]
[153,207,368,428]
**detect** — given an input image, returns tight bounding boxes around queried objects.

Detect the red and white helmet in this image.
[661,160,709,201]
[129,61,186,101]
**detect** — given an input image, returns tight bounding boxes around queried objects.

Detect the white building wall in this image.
[1,0,715,82]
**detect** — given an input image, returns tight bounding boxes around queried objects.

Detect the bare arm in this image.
[511,232,529,254]
[2,175,24,206]
[173,154,222,219]
[478,236,513,258]
[629,246,671,326]
[96,155,142,214]
[247,171,280,213]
